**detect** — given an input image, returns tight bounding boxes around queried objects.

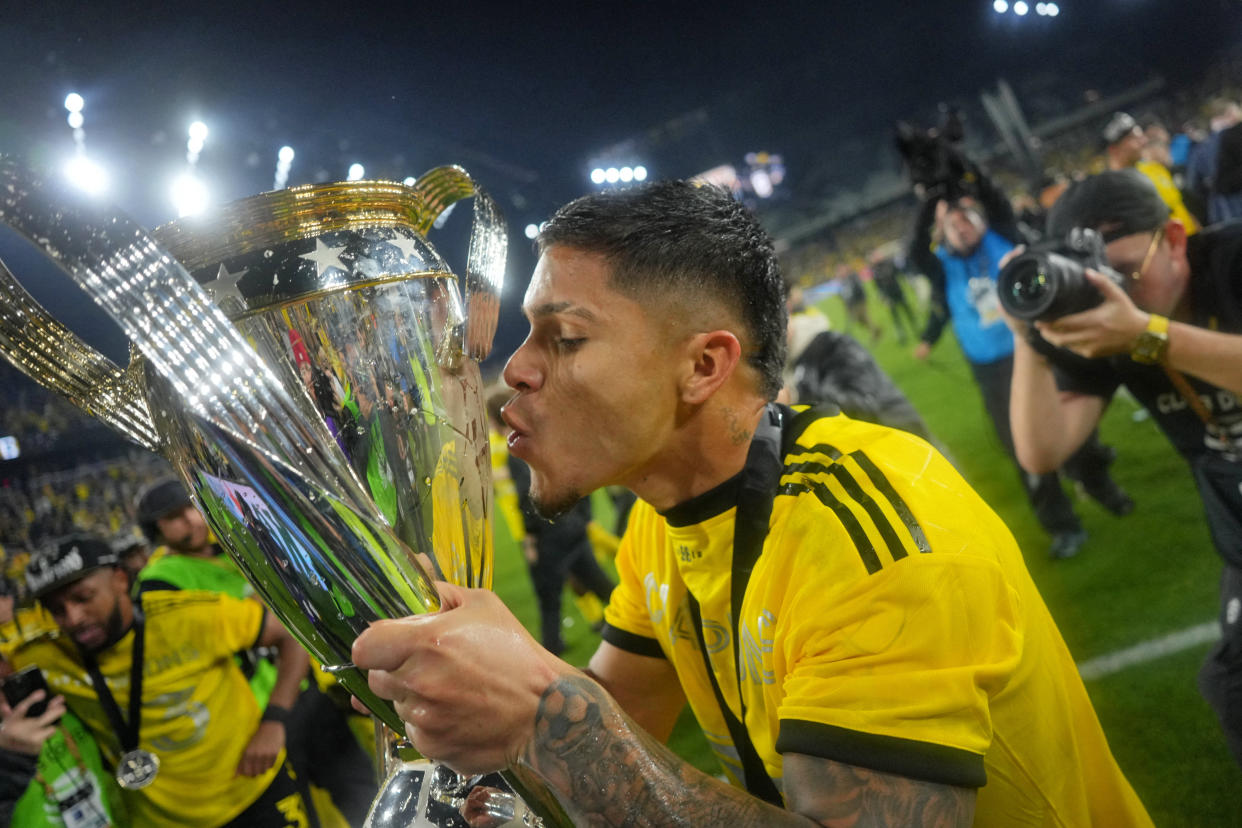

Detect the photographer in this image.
[1006,169,1242,768]
[906,153,1133,559]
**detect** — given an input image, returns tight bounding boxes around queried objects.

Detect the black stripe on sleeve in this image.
[136,579,181,594]
[600,623,666,659]
[780,480,883,574]
[776,719,987,788]
[785,459,908,563]
[851,451,931,554]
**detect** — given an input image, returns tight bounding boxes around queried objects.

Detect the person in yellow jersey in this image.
[1103,111,1200,236]
[10,534,313,828]
[353,181,1153,826]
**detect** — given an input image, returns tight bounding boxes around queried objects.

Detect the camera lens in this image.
[998,257,1057,320]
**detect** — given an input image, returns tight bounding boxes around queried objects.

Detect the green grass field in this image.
[489,284,1240,826]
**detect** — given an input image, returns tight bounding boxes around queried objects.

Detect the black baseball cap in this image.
[26,534,119,600]
[1047,170,1171,243]
[135,478,192,542]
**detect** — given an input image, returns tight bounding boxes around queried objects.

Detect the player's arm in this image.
[1160,321,1242,395]
[237,611,308,777]
[584,639,685,743]
[521,672,974,827]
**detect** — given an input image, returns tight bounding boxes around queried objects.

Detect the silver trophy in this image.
[0,157,569,827]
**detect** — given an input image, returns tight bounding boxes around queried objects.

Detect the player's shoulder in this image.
[139,587,235,618]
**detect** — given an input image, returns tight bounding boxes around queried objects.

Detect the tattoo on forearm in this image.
[520,676,974,828]
[521,675,775,827]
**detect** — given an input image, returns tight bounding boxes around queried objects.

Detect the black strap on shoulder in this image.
[686,404,786,805]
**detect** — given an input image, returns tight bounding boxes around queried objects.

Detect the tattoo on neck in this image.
[723,408,752,446]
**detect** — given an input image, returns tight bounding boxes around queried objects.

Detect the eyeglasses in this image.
[1129,227,1164,283]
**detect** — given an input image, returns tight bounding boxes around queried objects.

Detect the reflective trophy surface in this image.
[0,157,567,827]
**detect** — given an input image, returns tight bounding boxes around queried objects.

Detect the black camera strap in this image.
[79,606,145,756]
[686,404,787,806]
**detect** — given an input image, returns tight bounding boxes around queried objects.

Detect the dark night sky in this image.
[1,0,1240,368]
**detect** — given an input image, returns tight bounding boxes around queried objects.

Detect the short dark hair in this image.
[538,180,787,399]
[1047,170,1171,242]
[135,477,192,543]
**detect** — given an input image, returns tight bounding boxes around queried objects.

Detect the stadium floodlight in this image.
[524,223,539,240]
[590,168,606,184]
[993,0,1008,12]
[171,173,209,217]
[67,111,84,129]
[605,167,620,183]
[64,155,108,195]
[619,166,634,183]
[1046,1,1058,14]
[347,163,365,181]
[278,145,295,164]
[403,176,417,187]
[188,121,209,142]
[64,93,84,113]
[634,165,648,181]
[1013,0,1028,14]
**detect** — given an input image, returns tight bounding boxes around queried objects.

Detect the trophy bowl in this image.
[0,158,565,826]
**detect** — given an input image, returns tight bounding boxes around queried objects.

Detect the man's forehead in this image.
[523,247,618,318]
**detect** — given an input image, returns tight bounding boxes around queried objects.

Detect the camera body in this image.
[997,228,1126,321]
[895,108,976,202]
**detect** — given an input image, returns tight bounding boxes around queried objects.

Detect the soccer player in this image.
[353,181,1153,826]
[7,534,313,827]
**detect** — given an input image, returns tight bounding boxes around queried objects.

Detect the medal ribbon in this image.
[79,607,145,758]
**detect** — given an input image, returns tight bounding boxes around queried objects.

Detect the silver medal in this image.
[116,748,160,790]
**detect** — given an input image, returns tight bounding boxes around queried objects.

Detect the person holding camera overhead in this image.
[1005,169,1242,769]
[907,158,1134,560]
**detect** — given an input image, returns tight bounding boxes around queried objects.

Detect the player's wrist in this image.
[260,704,291,726]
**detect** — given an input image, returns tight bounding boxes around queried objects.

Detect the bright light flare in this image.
[403,176,417,187]
[524,223,539,239]
[1046,2,1058,14]
[278,145,295,163]
[64,156,108,195]
[634,165,648,181]
[188,121,209,142]
[347,163,365,181]
[64,93,84,113]
[1013,0,1029,14]
[590,168,606,184]
[993,0,1008,11]
[67,111,84,129]
[171,173,209,217]
[605,167,620,183]
[619,166,634,182]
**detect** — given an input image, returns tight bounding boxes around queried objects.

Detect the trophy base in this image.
[365,759,538,828]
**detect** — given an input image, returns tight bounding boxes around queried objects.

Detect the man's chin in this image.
[531,486,583,521]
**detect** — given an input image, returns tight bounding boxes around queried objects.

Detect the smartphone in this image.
[2,665,52,718]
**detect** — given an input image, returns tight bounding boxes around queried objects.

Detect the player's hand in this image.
[352,582,567,775]
[913,341,932,360]
[1034,269,1149,359]
[0,691,66,756]
[237,720,285,776]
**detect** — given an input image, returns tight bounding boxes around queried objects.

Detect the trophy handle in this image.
[0,257,161,452]
[409,166,506,361]
[0,156,376,516]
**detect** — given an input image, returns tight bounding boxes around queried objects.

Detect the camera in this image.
[2,665,54,719]
[997,228,1126,321]
[895,107,977,202]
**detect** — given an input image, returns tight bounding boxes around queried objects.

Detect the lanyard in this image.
[686,403,802,805]
[80,607,145,756]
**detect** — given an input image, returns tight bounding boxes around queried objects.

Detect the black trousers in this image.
[530,538,615,655]
[1199,563,1242,769]
[285,681,377,826]
[969,354,1114,536]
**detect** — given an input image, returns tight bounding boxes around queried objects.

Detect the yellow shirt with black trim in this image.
[4,589,282,828]
[602,409,1152,826]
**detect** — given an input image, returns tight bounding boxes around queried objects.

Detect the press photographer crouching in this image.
[1004,169,1242,768]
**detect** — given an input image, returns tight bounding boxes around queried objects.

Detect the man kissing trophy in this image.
[0,156,570,827]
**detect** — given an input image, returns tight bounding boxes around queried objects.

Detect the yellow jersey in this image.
[4,590,282,827]
[603,408,1152,826]
[1136,160,1199,235]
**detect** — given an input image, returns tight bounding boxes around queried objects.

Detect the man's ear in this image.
[1163,217,1188,258]
[681,330,743,405]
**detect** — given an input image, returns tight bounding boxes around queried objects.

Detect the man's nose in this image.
[502,338,540,392]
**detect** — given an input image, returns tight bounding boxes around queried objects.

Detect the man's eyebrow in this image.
[526,301,597,321]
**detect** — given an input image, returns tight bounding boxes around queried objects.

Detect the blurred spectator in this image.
[836,265,882,342]
[1103,112,1200,235]
[1186,98,1242,223]
[6,534,312,826]
[869,255,920,344]
[909,166,1133,559]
